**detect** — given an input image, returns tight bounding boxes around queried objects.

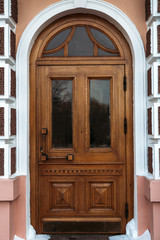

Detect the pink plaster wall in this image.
[16,0,146,48]
[137,176,160,240]
[14,176,26,239]
[0,176,26,240]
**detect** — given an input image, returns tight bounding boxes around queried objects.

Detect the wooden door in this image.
[30,14,133,236]
[36,64,126,234]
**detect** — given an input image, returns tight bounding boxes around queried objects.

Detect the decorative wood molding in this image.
[41,168,122,176]
[0,67,4,95]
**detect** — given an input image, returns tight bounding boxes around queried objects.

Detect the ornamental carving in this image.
[41,169,122,176]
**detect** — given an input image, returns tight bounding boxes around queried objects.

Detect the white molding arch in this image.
[16,0,146,238]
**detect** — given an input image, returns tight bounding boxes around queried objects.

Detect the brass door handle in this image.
[45,154,74,161]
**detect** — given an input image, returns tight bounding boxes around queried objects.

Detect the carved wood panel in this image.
[49,181,76,212]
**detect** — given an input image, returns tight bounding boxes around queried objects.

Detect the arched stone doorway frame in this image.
[16,0,146,238]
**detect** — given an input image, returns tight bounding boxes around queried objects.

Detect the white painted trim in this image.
[16,0,146,238]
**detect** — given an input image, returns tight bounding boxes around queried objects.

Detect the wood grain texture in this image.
[30,14,133,235]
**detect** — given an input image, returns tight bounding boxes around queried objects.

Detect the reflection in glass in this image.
[90,28,116,50]
[46,28,71,51]
[52,80,72,148]
[90,80,110,148]
[68,27,93,56]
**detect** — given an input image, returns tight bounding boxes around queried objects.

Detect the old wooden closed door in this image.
[30,15,133,235]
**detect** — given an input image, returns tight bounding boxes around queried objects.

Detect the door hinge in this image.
[125,202,129,219]
[124,117,127,134]
[123,75,127,91]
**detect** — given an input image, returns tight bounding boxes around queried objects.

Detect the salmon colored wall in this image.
[14,176,26,239]
[137,176,160,240]
[16,0,146,48]
[0,177,26,240]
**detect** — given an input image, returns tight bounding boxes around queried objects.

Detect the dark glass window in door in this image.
[52,80,73,148]
[90,79,110,148]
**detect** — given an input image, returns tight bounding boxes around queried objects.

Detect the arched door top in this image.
[36,15,125,60]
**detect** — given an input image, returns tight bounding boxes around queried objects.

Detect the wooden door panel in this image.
[38,65,125,164]
[37,64,126,234]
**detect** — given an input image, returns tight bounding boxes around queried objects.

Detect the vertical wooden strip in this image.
[11,69,16,97]
[148,108,152,134]
[11,108,16,135]
[0,67,4,95]
[147,68,151,96]
[145,0,151,21]
[10,30,16,60]
[158,26,160,53]
[0,107,4,136]
[0,0,4,14]
[11,0,18,23]
[0,148,4,176]
[146,29,151,57]
[0,27,4,55]
[11,147,16,175]
[94,44,97,57]
[64,44,68,57]
[148,147,153,174]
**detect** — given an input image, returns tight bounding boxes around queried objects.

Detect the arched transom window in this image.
[42,25,120,57]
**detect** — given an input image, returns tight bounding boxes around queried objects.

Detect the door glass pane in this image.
[90,79,110,148]
[90,28,116,50]
[52,80,72,148]
[46,28,71,51]
[68,27,93,56]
